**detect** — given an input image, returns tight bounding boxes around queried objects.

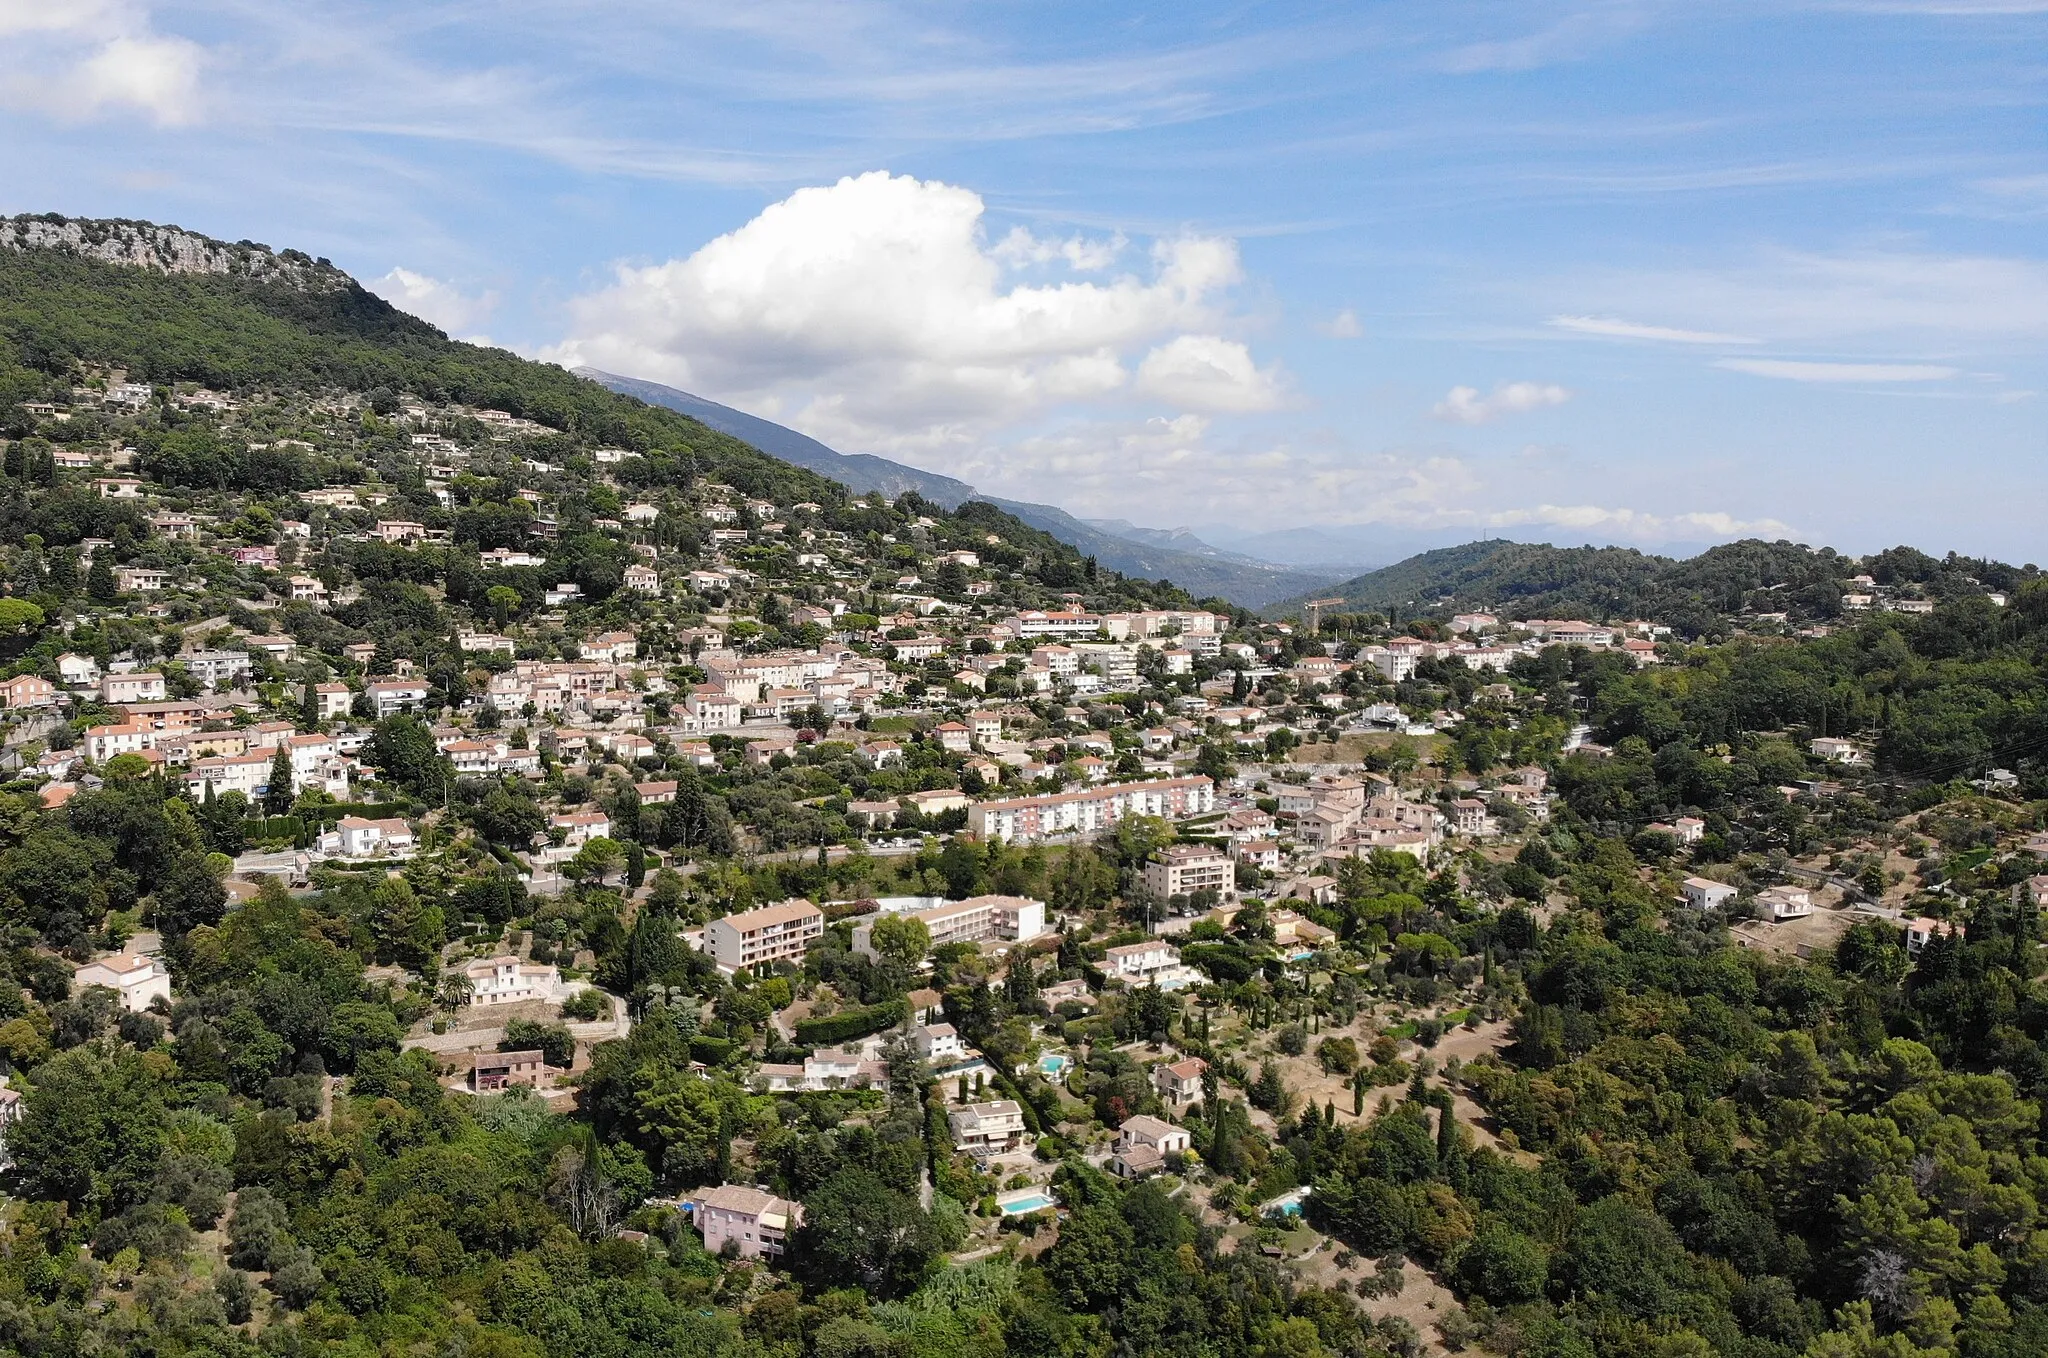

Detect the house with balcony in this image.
[948,1099,1027,1156]
[1153,1056,1207,1105]
[461,954,560,1006]
[693,1185,804,1262]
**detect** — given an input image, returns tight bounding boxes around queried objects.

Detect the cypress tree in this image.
[264,744,294,816]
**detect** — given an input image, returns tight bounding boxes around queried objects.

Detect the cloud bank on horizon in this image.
[0,0,2039,556]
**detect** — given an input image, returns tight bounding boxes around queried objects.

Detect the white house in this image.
[462,955,560,1006]
[1680,877,1739,911]
[1754,885,1814,921]
[329,815,415,858]
[948,1099,1027,1155]
[912,1023,965,1061]
[550,811,611,847]
[364,680,429,717]
[73,954,171,1013]
[1105,939,1181,983]
[1111,1114,1192,1178]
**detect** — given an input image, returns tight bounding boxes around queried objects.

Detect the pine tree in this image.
[299,681,318,731]
[87,556,117,603]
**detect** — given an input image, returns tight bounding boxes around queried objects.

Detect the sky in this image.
[1,1,2043,563]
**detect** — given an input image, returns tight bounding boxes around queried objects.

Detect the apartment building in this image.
[851,894,1048,959]
[1012,610,1103,639]
[314,682,354,720]
[183,650,252,689]
[967,776,1215,842]
[102,671,167,704]
[85,722,155,762]
[0,675,54,710]
[704,898,825,972]
[1142,844,1235,901]
[364,679,429,717]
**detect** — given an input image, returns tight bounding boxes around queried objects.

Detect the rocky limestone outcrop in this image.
[0,214,348,291]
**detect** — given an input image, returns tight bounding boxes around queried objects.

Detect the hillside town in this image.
[1,230,2044,1358]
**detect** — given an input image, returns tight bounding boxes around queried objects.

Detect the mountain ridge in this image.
[574,366,1346,607]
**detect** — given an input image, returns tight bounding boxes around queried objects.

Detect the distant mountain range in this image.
[575,367,1351,608]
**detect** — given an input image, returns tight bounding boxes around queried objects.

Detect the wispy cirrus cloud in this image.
[1553,248,2048,346]
[1473,503,1792,537]
[1550,314,1756,343]
[1715,358,1959,382]
[1437,2,1657,74]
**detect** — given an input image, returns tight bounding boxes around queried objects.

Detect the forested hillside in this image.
[1275,538,2035,640]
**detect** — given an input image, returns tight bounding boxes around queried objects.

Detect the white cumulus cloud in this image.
[0,1,203,125]
[369,267,500,338]
[1135,335,1284,412]
[545,171,1271,458]
[990,226,1127,272]
[1432,381,1572,424]
[1715,358,1959,383]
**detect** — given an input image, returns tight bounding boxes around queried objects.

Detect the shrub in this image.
[689,1035,736,1066]
[793,999,906,1046]
[1317,1037,1359,1075]
[560,988,609,1021]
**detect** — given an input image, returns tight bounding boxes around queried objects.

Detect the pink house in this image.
[693,1185,804,1261]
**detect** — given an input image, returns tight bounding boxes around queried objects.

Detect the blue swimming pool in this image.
[1038,1053,1069,1076]
[999,1192,1057,1215]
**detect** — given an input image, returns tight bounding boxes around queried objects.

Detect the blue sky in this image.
[2,2,2043,562]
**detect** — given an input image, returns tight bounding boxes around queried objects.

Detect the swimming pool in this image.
[998,1190,1058,1215]
[1038,1053,1069,1076]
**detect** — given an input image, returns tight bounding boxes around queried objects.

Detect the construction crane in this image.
[1301,597,1345,635]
